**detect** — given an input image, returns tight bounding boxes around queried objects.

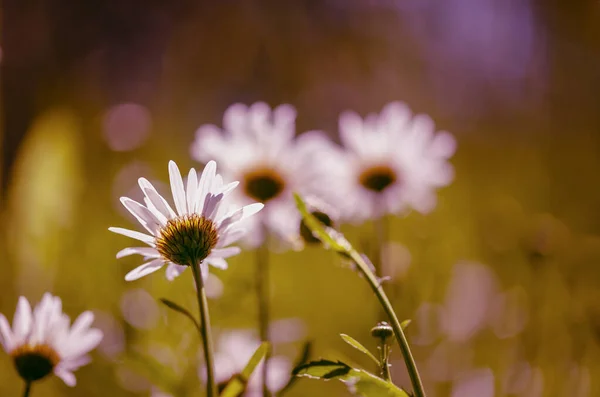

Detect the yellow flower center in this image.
[242,167,286,202]
[11,344,60,382]
[155,214,219,266]
[359,165,398,193]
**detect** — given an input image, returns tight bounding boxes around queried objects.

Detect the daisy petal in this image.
[210,246,241,258]
[0,314,14,352]
[116,247,160,259]
[54,368,77,387]
[13,297,32,343]
[68,312,94,340]
[109,227,155,245]
[168,161,187,216]
[139,178,176,219]
[120,197,162,232]
[165,263,187,281]
[217,228,246,247]
[186,168,198,215]
[124,259,165,281]
[206,256,228,270]
[196,161,217,214]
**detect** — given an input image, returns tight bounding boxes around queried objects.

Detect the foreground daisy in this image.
[201,330,292,397]
[0,293,103,390]
[191,102,343,248]
[109,160,263,281]
[336,101,456,221]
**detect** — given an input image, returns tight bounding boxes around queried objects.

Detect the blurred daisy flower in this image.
[0,294,103,387]
[201,329,291,396]
[192,102,343,249]
[336,102,456,221]
[109,160,263,281]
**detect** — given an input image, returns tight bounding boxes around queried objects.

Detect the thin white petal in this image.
[202,192,224,218]
[168,161,187,216]
[186,168,198,215]
[116,247,160,259]
[13,297,32,342]
[241,203,264,220]
[69,311,94,337]
[206,256,228,270]
[124,259,165,281]
[109,227,155,245]
[120,197,161,233]
[54,368,77,387]
[196,161,217,214]
[165,263,187,281]
[139,178,176,219]
[217,228,245,247]
[0,314,14,352]
[63,329,103,358]
[210,246,241,258]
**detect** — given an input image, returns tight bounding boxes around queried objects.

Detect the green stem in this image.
[373,214,388,278]
[22,381,31,397]
[349,250,426,397]
[257,226,271,397]
[380,338,392,382]
[191,263,217,397]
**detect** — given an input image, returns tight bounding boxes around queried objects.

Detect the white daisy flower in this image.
[109,160,263,281]
[202,330,291,397]
[191,102,342,249]
[0,293,103,386]
[336,101,456,221]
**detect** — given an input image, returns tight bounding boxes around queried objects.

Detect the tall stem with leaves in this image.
[191,262,217,397]
[257,220,271,397]
[295,194,426,397]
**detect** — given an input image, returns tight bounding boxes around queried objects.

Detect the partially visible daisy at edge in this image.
[0,293,103,388]
[335,101,456,222]
[109,160,264,281]
[191,102,346,249]
[200,329,292,397]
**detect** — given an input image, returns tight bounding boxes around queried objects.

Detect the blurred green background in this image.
[2,1,600,396]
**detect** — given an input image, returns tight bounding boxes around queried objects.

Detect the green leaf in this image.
[220,342,270,397]
[279,341,313,396]
[347,369,411,397]
[340,334,379,365]
[293,359,352,379]
[400,320,411,330]
[293,360,410,397]
[294,193,350,253]
[159,298,202,334]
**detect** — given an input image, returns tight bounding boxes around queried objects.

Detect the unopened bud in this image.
[371,321,393,340]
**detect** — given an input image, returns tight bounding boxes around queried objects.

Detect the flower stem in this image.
[22,381,31,397]
[191,263,217,397]
[257,231,271,397]
[349,250,426,397]
[379,338,392,382]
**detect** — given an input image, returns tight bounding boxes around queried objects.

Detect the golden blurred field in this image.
[2,1,600,396]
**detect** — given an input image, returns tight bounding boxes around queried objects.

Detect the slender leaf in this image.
[159,298,202,334]
[293,359,352,379]
[293,359,410,397]
[346,369,411,397]
[279,341,313,396]
[340,334,379,365]
[220,342,270,397]
[294,193,350,253]
[400,320,411,330]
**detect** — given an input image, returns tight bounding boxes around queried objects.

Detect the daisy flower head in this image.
[0,293,103,386]
[337,101,456,221]
[192,102,343,249]
[201,329,291,396]
[109,160,263,281]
